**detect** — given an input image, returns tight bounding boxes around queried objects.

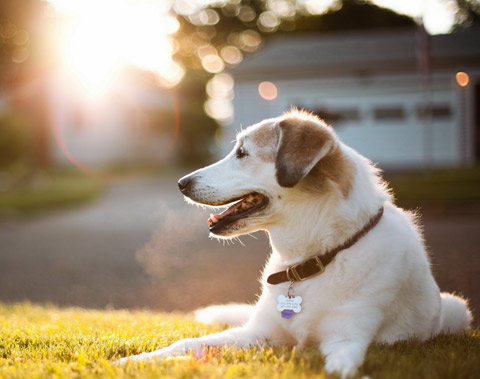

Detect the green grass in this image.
[387,165,480,207]
[1,165,479,215]
[0,303,478,379]
[0,171,103,214]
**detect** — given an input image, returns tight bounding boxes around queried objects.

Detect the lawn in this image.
[0,303,478,379]
[0,171,103,215]
[0,165,479,215]
[387,165,480,207]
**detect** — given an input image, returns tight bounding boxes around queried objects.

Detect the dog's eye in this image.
[236,146,247,159]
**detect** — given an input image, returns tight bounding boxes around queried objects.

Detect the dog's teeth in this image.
[209,214,219,224]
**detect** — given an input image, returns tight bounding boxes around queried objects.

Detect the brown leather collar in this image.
[267,206,384,285]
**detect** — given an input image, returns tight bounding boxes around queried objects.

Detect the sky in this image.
[370,0,456,34]
[48,0,457,35]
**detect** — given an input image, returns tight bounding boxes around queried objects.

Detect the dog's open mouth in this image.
[207,192,269,233]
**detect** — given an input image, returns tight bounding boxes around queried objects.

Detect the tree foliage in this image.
[0,112,32,170]
[173,0,416,73]
[0,0,46,89]
[453,0,480,30]
[289,0,415,34]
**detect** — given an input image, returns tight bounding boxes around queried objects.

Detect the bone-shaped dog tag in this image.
[277,295,302,319]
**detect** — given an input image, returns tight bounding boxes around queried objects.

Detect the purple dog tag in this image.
[281,309,294,319]
[277,295,302,319]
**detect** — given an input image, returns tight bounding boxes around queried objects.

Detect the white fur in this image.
[194,304,255,326]
[117,113,472,377]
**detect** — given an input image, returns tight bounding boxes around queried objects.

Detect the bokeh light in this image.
[197,44,218,59]
[204,98,233,122]
[189,9,220,25]
[206,73,234,100]
[258,81,278,100]
[303,0,338,14]
[220,46,243,65]
[155,61,186,89]
[173,0,200,16]
[204,73,234,123]
[13,30,30,45]
[239,30,262,52]
[258,11,280,32]
[268,0,296,18]
[11,47,29,63]
[201,54,225,73]
[456,72,469,87]
[1,23,30,63]
[238,6,257,22]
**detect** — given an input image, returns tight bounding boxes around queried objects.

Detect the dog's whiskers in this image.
[234,236,246,247]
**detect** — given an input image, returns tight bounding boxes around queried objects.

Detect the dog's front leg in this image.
[116,326,262,364]
[318,312,380,378]
[320,336,368,378]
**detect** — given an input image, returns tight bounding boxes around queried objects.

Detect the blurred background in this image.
[0,0,479,326]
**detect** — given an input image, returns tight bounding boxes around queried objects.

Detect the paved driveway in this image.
[0,175,269,310]
[0,175,478,326]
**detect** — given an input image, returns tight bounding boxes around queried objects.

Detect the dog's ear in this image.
[275,118,334,187]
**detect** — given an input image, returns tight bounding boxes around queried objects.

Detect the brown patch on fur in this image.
[276,110,353,196]
[248,122,278,161]
[303,145,354,198]
[275,116,334,188]
[282,108,334,131]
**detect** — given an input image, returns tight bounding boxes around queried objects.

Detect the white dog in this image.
[118,110,472,377]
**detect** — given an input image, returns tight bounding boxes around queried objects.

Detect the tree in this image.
[453,0,480,30]
[0,0,47,89]
[0,0,52,171]
[173,0,416,74]
[288,0,415,33]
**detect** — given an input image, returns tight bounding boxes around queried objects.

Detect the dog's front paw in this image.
[325,355,358,378]
[115,338,207,364]
[115,346,175,364]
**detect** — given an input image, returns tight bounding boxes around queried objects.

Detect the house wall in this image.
[229,71,474,169]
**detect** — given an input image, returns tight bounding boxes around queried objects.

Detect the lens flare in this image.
[47,90,181,179]
[258,81,278,100]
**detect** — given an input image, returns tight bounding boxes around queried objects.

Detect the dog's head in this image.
[178,110,353,238]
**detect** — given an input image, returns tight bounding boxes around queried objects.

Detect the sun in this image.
[50,0,183,98]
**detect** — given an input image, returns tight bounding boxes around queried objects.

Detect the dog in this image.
[118,110,472,377]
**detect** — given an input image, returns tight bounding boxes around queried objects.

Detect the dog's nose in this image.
[178,175,194,195]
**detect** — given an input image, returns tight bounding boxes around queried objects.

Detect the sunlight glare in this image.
[63,20,121,98]
[50,0,182,98]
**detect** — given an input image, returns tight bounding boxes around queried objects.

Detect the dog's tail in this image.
[194,303,254,326]
[438,292,472,334]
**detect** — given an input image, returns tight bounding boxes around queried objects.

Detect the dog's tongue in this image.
[207,200,243,225]
[207,193,264,226]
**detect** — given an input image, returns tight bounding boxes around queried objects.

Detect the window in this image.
[298,106,360,126]
[416,104,452,120]
[373,106,405,122]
